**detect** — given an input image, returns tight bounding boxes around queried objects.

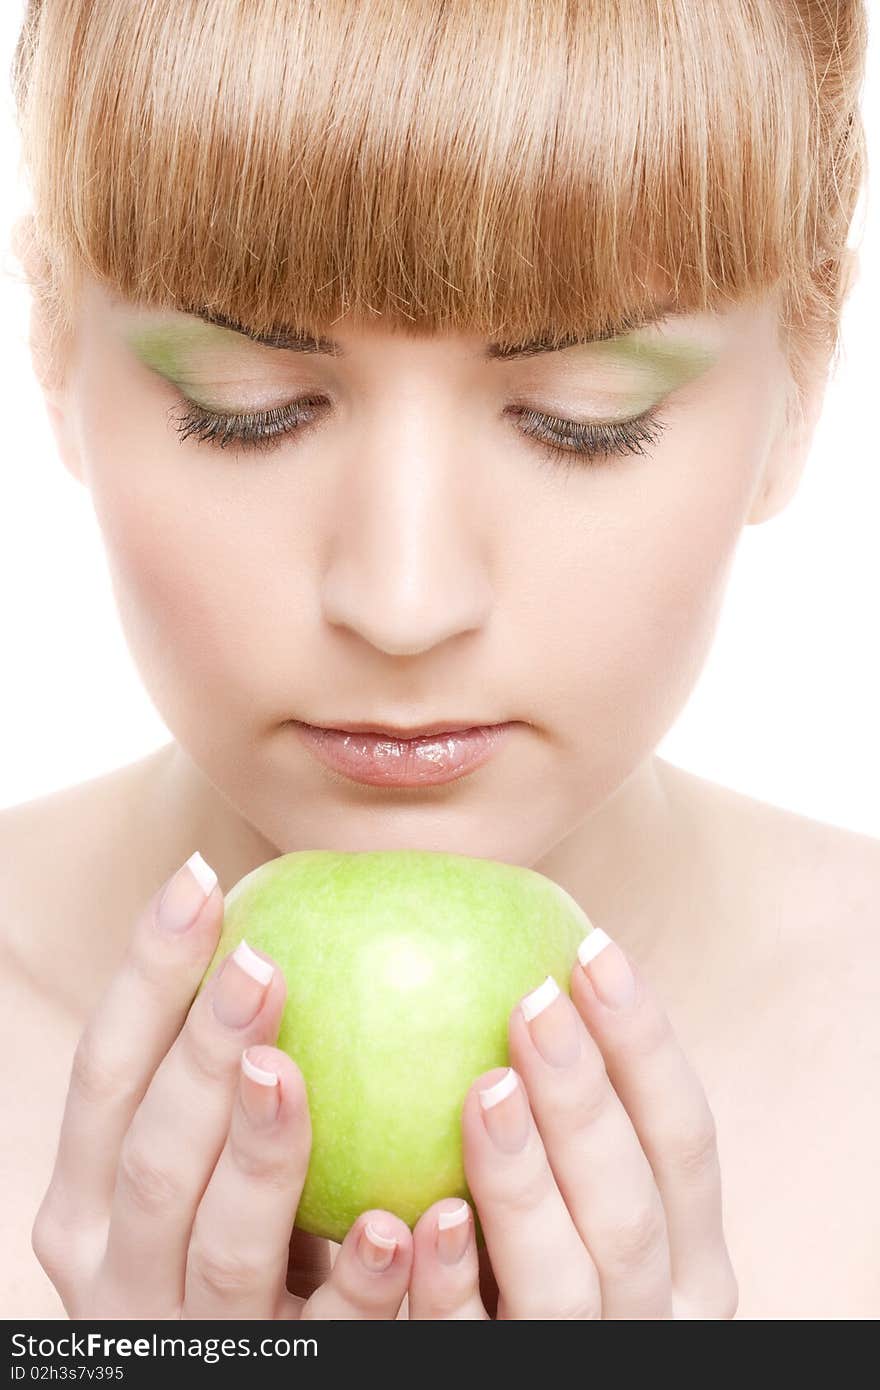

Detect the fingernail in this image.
[478,1068,530,1153]
[157,851,218,932]
[520,974,581,1066]
[359,1220,398,1273]
[436,1201,471,1265]
[577,928,637,1010]
[240,1048,281,1125]
[212,939,274,1028]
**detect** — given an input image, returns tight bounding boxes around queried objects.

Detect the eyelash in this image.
[167,394,668,468]
[510,404,666,470]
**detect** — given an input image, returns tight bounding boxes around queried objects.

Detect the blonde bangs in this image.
[13,0,867,368]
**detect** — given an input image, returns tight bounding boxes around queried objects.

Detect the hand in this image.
[405,929,739,1319]
[31,854,415,1319]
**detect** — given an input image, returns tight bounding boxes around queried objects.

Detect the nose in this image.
[319,420,494,656]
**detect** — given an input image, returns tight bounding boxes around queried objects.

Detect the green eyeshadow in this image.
[124,318,719,414]
[585,334,720,396]
[124,320,247,382]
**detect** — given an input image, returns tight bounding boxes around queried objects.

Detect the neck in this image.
[533,755,725,1016]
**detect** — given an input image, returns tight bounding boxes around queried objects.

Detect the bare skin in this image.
[2,743,878,1319]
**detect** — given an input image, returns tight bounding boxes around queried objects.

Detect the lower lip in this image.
[291,721,514,787]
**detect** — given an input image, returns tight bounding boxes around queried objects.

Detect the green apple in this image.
[199,850,595,1245]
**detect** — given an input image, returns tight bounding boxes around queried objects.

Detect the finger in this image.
[407,1200,488,1320]
[510,974,673,1319]
[183,1046,310,1319]
[461,1066,601,1320]
[574,930,738,1317]
[45,854,223,1238]
[297,1212,413,1320]
[100,940,286,1314]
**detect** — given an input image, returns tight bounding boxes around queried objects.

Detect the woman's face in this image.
[55,276,797,865]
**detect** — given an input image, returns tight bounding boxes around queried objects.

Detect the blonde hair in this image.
[10,0,869,407]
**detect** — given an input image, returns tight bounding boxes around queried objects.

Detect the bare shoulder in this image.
[0,753,154,888]
[658,757,880,1086]
[662,757,880,1111]
[659,757,880,940]
[0,749,172,982]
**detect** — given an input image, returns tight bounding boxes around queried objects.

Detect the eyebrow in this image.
[188,303,679,359]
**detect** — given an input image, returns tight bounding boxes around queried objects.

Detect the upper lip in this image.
[301,719,507,739]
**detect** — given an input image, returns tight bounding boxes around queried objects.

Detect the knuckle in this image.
[517,1286,601,1321]
[318,1232,412,1318]
[125,930,215,1013]
[578,1044,610,1094]
[227,1132,294,1191]
[411,1258,480,1319]
[71,1034,136,1108]
[325,1262,387,1315]
[189,1241,264,1297]
[567,1061,613,1131]
[118,1134,188,1215]
[602,1204,667,1271]
[181,1016,237,1087]
[536,1043,610,1133]
[428,1289,475,1319]
[629,1002,675,1058]
[492,1157,553,1216]
[125,937,171,992]
[674,1110,720,1180]
[555,1295,602,1320]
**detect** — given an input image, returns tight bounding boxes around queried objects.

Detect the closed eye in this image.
[167,392,668,468]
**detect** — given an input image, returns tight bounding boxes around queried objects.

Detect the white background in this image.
[1,4,877,834]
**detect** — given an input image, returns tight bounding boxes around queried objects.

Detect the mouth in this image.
[305,718,505,740]
[289,719,516,787]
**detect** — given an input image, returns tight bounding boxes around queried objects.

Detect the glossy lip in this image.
[290,720,515,787]
[310,718,495,739]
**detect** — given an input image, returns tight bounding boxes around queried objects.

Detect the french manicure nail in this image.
[521,975,581,1066]
[478,1068,530,1153]
[436,1201,471,1265]
[212,939,274,1028]
[157,851,218,932]
[577,928,637,1010]
[360,1221,398,1272]
[240,1048,281,1125]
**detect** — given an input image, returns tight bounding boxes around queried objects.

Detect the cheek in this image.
[77,377,305,727]
[94,478,274,722]
[534,387,774,765]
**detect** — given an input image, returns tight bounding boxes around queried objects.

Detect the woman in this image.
[2,0,876,1320]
